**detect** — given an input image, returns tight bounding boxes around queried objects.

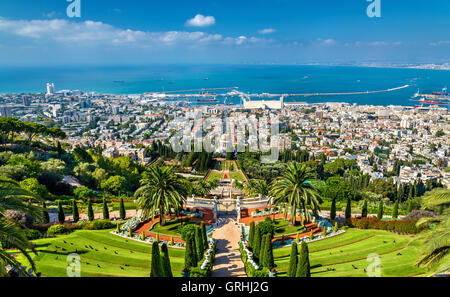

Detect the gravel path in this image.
[212,215,246,277]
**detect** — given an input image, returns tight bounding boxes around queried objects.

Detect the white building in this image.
[46,83,55,95]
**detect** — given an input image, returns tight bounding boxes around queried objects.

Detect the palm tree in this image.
[245,180,270,198]
[135,166,187,226]
[270,162,322,226]
[0,178,43,277]
[414,188,450,272]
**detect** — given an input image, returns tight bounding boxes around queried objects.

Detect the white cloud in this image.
[258,28,276,35]
[185,14,216,27]
[429,40,450,46]
[0,17,271,48]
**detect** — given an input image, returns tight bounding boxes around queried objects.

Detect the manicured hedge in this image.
[344,217,425,234]
[47,224,72,236]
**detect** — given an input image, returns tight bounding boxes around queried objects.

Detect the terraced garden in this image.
[273,229,426,277]
[11,230,186,277]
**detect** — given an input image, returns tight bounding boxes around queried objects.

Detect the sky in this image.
[0,0,449,66]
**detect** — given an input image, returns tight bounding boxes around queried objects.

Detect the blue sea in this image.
[0,64,449,107]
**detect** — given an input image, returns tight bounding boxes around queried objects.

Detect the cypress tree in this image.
[87,198,94,221]
[334,222,339,233]
[184,233,198,268]
[287,242,298,277]
[102,198,109,220]
[201,221,208,251]
[119,197,126,220]
[330,198,336,220]
[377,200,384,220]
[150,241,163,277]
[322,226,327,237]
[161,243,173,277]
[408,184,414,200]
[263,234,274,269]
[296,241,310,277]
[42,201,50,224]
[345,197,352,219]
[392,199,399,219]
[361,200,368,218]
[259,234,266,267]
[72,199,79,223]
[195,227,204,261]
[57,200,65,223]
[407,199,413,214]
[253,226,262,261]
[249,221,255,249]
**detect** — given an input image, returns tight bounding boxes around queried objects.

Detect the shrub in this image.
[249,221,255,249]
[258,220,274,238]
[195,227,204,261]
[263,234,274,269]
[287,242,298,277]
[161,243,173,277]
[407,199,413,214]
[377,200,384,220]
[184,233,198,268]
[47,224,71,236]
[42,201,50,224]
[345,217,425,234]
[200,221,208,252]
[392,199,399,219]
[361,200,368,218]
[322,226,327,236]
[309,230,314,240]
[259,234,266,266]
[119,197,126,220]
[150,242,164,277]
[334,222,338,233]
[79,220,115,230]
[181,224,197,241]
[330,198,336,220]
[57,201,65,223]
[72,199,79,223]
[102,198,109,220]
[403,210,436,221]
[24,229,41,240]
[87,198,94,221]
[253,226,262,261]
[296,241,310,277]
[345,197,351,219]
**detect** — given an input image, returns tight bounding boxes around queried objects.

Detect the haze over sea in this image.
[1,65,449,107]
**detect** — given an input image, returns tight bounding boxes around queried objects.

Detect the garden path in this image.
[211,215,246,277]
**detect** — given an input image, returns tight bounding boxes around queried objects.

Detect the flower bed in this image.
[345,217,426,234]
[111,229,186,248]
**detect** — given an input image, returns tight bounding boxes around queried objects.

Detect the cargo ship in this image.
[413,87,449,101]
[411,87,449,106]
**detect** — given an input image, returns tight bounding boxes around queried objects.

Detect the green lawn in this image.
[11,230,186,277]
[274,229,426,277]
[230,172,245,182]
[150,218,196,236]
[206,171,222,182]
[272,219,306,236]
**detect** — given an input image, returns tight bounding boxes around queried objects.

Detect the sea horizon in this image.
[1,64,449,107]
